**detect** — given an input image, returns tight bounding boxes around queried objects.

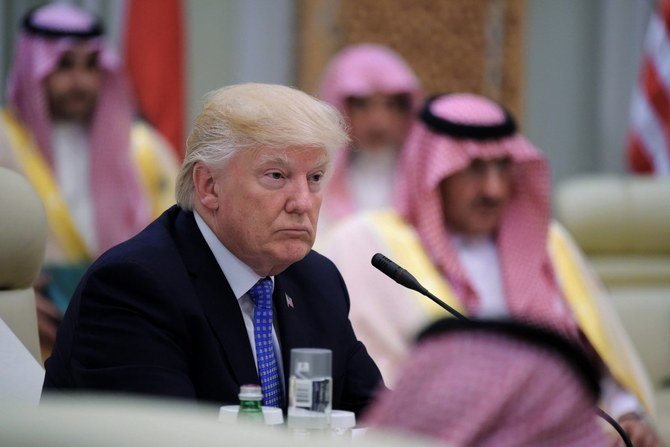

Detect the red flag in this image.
[627,0,670,174]
[124,0,185,159]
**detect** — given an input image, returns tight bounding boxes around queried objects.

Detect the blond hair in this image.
[176,83,349,210]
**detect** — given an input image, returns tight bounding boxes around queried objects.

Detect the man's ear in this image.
[193,163,219,211]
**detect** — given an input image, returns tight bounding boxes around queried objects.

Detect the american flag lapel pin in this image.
[285,293,294,309]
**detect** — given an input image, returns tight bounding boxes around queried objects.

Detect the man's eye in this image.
[387,94,411,112]
[86,53,100,70]
[469,160,487,175]
[496,158,512,171]
[58,56,75,70]
[310,173,323,183]
[268,172,283,180]
[346,96,369,110]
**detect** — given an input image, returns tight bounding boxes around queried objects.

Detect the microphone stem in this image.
[421,288,468,321]
[596,408,633,447]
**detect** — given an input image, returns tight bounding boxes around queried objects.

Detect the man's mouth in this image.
[278,227,311,235]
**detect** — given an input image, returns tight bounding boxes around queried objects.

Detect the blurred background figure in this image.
[324,93,662,446]
[0,2,178,358]
[317,44,423,233]
[364,318,609,447]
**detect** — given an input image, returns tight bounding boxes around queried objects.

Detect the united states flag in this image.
[627,0,670,175]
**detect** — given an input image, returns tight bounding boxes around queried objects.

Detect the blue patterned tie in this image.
[248,277,283,407]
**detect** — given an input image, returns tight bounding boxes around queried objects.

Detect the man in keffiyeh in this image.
[364,319,609,447]
[323,93,662,446]
[0,3,177,356]
[317,43,423,234]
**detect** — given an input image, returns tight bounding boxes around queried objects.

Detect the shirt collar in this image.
[452,233,496,250]
[193,211,273,300]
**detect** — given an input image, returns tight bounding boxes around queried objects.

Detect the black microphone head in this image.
[371,253,419,290]
[371,253,404,281]
[371,253,468,321]
[371,253,393,272]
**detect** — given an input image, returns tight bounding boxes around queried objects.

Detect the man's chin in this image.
[266,246,311,276]
[275,242,312,263]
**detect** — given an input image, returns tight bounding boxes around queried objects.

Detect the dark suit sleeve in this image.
[333,265,386,415]
[277,252,385,416]
[62,260,196,398]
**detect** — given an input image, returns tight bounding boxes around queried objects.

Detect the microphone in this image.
[371,253,467,321]
[371,253,633,447]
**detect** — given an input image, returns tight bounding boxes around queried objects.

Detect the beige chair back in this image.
[0,167,47,363]
[555,175,670,442]
[555,175,670,286]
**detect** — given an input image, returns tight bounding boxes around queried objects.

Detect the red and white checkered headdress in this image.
[7,3,149,254]
[394,93,576,334]
[364,319,607,447]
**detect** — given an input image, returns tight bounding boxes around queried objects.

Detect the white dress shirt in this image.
[453,234,508,318]
[193,211,285,386]
[53,122,97,253]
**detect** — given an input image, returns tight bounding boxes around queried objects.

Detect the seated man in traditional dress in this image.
[0,3,178,355]
[324,93,662,446]
[317,44,423,232]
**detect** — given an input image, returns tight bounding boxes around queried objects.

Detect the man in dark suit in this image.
[43,83,383,415]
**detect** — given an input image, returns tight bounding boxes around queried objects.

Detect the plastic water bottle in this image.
[287,348,332,438]
[237,384,264,423]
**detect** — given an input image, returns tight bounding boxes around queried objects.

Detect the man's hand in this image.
[34,275,61,354]
[613,413,664,447]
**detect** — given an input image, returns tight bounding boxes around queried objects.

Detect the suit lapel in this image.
[173,210,258,387]
[274,274,312,381]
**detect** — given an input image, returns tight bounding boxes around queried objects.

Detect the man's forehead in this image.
[59,43,99,57]
[346,92,409,101]
[252,146,329,167]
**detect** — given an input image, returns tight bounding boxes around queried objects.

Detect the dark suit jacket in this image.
[44,206,383,415]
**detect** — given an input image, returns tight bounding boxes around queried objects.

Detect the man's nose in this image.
[285,179,314,214]
[72,67,96,88]
[369,104,394,126]
[481,168,508,198]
